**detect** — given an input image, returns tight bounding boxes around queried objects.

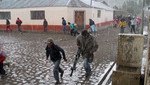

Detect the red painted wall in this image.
[85,21,113,29]
[0,21,113,31]
[0,25,70,31]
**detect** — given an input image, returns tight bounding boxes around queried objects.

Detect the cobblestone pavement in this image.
[0,26,121,85]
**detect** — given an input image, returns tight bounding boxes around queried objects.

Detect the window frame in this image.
[30,10,45,20]
[97,10,101,18]
[0,11,11,20]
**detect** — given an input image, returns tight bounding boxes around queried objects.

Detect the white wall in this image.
[0,7,68,25]
[89,8,113,24]
[67,7,113,25]
[0,6,113,26]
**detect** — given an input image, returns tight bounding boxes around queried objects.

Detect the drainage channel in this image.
[96,62,116,85]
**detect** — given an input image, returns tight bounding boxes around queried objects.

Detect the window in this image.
[30,11,45,20]
[0,12,11,19]
[97,10,101,18]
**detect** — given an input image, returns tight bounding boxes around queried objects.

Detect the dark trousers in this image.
[18,25,22,32]
[6,25,11,32]
[53,60,63,81]
[0,63,5,75]
[44,26,47,32]
[70,29,75,36]
[131,25,136,33]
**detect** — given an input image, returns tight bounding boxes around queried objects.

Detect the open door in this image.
[75,11,85,29]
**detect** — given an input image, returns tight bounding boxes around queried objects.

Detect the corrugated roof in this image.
[68,0,91,7]
[0,0,91,9]
[92,1,114,11]
[80,0,114,11]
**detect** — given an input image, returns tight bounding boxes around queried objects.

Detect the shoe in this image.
[85,70,92,78]
[1,73,7,78]
[60,71,64,78]
[4,62,10,67]
[55,81,61,85]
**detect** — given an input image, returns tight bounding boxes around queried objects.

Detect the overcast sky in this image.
[96,0,139,7]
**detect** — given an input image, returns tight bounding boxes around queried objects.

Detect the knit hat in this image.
[45,38,54,44]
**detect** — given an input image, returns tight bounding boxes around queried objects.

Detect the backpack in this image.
[0,51,7,58]
[0,51,6,63]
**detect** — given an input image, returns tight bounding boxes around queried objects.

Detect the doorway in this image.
[75,11,85,29]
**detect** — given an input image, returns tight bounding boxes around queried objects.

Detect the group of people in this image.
[5,18,22,32]
[68,22,79,36]
[45,30,98,84]
[43,17,79,36]
[62,17,79,36]
[6,17,97,36]
[117,16,142,34]
[62,17,97,35]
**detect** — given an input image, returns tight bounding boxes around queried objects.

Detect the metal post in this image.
[144,6,150,85]
[90,0,92,6]
[141,0,145,34]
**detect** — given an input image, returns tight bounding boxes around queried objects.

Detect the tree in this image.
[121,0,142,15]
[122,2,127,11]
[145,0,150,6]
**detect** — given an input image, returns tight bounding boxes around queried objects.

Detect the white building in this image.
[0,0,114,31]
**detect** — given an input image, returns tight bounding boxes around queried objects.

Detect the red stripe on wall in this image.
[0,21,112,31]
[85,21,113,29]
[0,25,70,31]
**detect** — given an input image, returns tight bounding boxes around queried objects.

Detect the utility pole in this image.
[90,0,92,6]
[141,0,145,34]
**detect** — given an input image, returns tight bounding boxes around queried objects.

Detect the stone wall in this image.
[112,34,144,85]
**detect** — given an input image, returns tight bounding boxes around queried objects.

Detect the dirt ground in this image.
[0,25,128,85]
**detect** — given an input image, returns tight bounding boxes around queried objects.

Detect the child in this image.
[68,22,75,36]
[0,51,7,76]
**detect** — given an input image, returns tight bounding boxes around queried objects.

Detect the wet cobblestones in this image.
[0,27,119,85]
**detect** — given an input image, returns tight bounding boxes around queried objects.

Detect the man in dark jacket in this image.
[62,17,68,33]
[16,18,22,32]
[43,19,48,32]
[45,38,67,84]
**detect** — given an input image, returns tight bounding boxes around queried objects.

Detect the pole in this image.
[141,0,145,34]
[90,0,92,6]
[144,7,150,85]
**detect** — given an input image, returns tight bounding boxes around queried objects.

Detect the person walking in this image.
[68,22,75,36]
[43,19,48,32]
[74,23,79,35]
[45,38,67,84]
[76,30,98,78]
[6,19,11,32]
[89,19,97,33]
[62,17,67,33]
[127,16,131,28]
[118,18,126,33]
[113,17,118,28]
[130,18,136,34]
[16,18,22,32]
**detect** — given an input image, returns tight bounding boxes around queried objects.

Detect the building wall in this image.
[67,7,113,30]
[0,7,68,31]
[90,8,113,29]
[0,6,113,31]
[0,7,68,25]
[67,7,92,29]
